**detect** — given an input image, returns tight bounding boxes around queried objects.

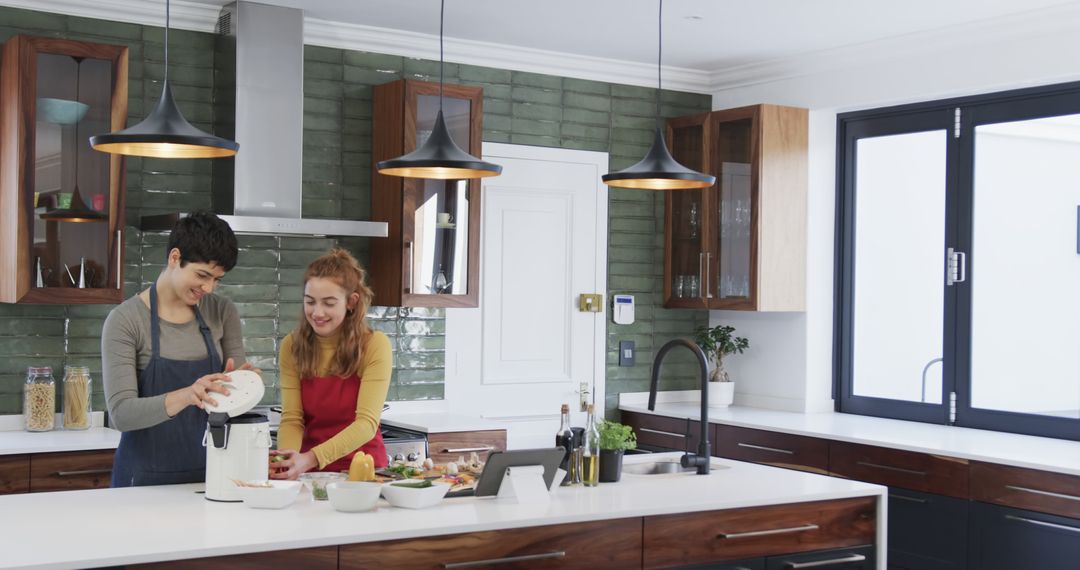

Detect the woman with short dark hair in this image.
[102,211,252,487]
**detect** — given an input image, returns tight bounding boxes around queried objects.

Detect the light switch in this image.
[619,340,635,367]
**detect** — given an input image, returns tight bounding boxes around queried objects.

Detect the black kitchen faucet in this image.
[648,338,711,475]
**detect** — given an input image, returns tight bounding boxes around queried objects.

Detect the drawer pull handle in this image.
[889,493,928,504]
[55,469,112,477]
[442,551,566,568]
[718,523,819,539]
[782,553,867,568]
[1005,515,1080,535]
[855,461,926,477]
[737,442,794,455]
[1006,485,1080,503]
[639,427,686,439]
[441,446,494,454]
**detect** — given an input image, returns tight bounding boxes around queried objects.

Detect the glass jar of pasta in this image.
[24,367,56,432]
[63,366,92,430]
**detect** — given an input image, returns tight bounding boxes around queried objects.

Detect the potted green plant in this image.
[598,420,637,483]
[694,324,750,407]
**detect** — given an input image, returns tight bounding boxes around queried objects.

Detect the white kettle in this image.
[202,370,270,502]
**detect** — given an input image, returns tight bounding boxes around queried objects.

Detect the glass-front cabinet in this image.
[0,36,128,304]
[664,104,807,311]
[371,80,482,308]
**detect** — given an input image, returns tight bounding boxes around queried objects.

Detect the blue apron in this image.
[111,286,220,487]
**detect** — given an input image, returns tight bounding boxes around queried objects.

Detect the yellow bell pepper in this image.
[348,452,375,482]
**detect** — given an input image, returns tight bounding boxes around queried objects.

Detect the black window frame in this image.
[835,80,1080,442]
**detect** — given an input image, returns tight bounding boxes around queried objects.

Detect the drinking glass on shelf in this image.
[673,275,686,298]
[687,275,700,298]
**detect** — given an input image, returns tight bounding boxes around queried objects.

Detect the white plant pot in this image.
[707,382,734,408]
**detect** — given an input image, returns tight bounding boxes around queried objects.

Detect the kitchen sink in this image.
[623,460,729,475]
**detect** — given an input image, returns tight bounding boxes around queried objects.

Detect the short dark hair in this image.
[167,211,239,271]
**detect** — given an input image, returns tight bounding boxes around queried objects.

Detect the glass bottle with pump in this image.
[555,404,575,486]
[583,404,600,487]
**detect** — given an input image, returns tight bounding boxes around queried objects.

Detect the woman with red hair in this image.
[270,248,392,478]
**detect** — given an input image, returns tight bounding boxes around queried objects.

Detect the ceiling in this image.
[182,0,1078,72]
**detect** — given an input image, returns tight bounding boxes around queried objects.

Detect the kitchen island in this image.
[1,452,885,569]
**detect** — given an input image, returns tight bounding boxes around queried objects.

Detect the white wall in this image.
[709,9,1080,412]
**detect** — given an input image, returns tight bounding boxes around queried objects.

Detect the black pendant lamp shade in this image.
[603,127,715,190]
[376,0,501,180]
[602,0,714,190]
[377,109,502,179]
[89,0,237,159]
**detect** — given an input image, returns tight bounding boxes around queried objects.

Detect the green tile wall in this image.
[0,6,708,419]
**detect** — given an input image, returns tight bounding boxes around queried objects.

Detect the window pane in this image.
[853,131,948,403]
[970,115,1080,419]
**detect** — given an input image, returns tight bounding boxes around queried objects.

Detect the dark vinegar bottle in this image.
[555,404,574,486]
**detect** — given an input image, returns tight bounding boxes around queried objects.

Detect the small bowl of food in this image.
[326,481,382,512]
[381,479,451,509]
[300,472,347,501]
[234,480,302,509]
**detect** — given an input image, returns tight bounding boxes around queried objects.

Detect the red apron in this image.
[299,372,388,471]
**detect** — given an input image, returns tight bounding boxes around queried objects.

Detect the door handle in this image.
[736,442,794,455]
[55,469,112,477]
[705,252,713,299]
[443,551,566,568]
[717,523,819,539]
[404,241,414,294]
[783,553,867,568]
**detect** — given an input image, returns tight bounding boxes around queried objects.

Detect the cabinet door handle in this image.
[55,469,112,477]
[1005,515,1080,535]
[717,523,819,539]
[441,446,494,454]
[889,493,928,504]
[1005,485,1080,503]
[705,252,713,299]
[782,553,867,568]
[404,241,414,294]
[737,442,794,455]
[855,461,926,477]
[639,427,686,439]
[443,551,566,568]
[698,252,705,299]
[115,229,122,289]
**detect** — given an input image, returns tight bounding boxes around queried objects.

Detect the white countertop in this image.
[0,452,885,569]
[620,392,1080,476]
[0,413,120,455]
[381,411,508,434]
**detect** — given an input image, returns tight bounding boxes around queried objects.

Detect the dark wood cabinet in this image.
[968,501,1080,570]
[0,36,128,304]
[126,547,338,570]
[829,441,969,499]
[713,424,829,475]
[371,79,483,308]
[340,517,643,569]
[969,461,1080,519]
[29,448,113,492]
[426,429,506,464]
[887,488,968,570]
[643,497,876,569]
[622,410,703,454]
[664,104,807,311]
[0,454,30,494]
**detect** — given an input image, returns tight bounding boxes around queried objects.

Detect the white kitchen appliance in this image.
[203,370,270,502]
[613,294,635,325]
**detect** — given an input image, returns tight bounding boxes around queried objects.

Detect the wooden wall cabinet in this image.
[0,36,128,304]
[371,79,482,308]
[664,104,807,311]
[0,449,113,495]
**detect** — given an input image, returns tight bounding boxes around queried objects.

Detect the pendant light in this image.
[376,0,502,179]
[89,0,238,158]
[41,57,106,223]
[602,0,714,190]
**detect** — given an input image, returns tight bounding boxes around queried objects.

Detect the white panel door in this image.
[444,144,608,448]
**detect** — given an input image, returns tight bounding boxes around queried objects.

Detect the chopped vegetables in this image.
[391,480,434,489]
[233,479,273,488]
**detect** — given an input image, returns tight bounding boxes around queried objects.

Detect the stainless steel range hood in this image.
[141,1,386,239]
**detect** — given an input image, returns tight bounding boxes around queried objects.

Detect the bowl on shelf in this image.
[235,480,302,509]
[326,481,382,513]
[36,98,90,125]
[380,480,451,509]
[300,472,347,501]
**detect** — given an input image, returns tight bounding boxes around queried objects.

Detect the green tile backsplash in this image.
[0,5,708,419]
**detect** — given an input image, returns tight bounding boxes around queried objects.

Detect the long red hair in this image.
[291,248,375,379]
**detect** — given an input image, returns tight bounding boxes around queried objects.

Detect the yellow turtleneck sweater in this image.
[276,330,392,469]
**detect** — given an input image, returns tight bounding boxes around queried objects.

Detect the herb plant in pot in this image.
[694,324,749,408]
[598,420,637,483]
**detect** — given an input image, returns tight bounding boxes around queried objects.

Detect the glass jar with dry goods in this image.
[63,366,92,430]
[24,367,56,432]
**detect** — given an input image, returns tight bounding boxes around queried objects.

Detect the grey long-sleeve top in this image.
[101,293,245,431]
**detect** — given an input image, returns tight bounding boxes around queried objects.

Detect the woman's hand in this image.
[164,373,231,417]
[268,449,318,480]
